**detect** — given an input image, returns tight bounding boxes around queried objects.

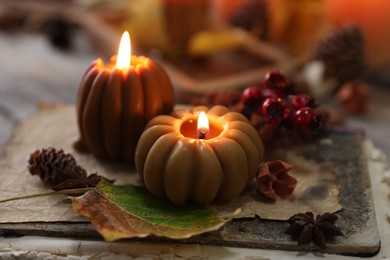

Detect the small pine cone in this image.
[314,25,366,85]
[230,0,269,39]
[28,148,87,186]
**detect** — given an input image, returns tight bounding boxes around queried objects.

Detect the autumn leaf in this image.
[71,179,240,241]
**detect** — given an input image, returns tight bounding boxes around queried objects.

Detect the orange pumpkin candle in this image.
[135,105,264,205]
[76,32,175,163]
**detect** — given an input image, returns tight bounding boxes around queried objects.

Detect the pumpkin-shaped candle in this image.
[76,32,174,163]
[135,105,264,205]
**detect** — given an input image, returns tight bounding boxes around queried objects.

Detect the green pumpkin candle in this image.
[135,105,264,205]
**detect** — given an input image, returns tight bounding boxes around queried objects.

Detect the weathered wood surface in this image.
[0,104,342,223]
[0,125,380,255]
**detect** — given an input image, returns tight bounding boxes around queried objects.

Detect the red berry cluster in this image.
[236,70,326,145]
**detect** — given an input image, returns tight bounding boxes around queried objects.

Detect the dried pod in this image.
[256,160,297,201]
[337,81,370,114]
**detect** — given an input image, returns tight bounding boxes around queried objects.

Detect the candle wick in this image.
[199,129,207,139]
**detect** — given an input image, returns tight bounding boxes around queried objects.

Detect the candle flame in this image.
[116,31,131,70]
[197,112,209,139]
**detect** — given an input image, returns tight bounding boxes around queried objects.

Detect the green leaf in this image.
[72,179,240,241]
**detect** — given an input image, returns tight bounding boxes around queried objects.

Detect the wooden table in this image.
[0,32,390,258]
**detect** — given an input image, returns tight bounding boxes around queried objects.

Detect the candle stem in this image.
[0,188,92,204]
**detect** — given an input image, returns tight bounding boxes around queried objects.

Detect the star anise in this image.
[256,160,297,201]
[285,212,343,248]
[28,148,106,190]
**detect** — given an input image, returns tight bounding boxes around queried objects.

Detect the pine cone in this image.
[230,0,269,39]
[314,25,366,85]
[28,148,87,186]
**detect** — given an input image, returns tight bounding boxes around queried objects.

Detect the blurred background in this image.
[0,0,389,152]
